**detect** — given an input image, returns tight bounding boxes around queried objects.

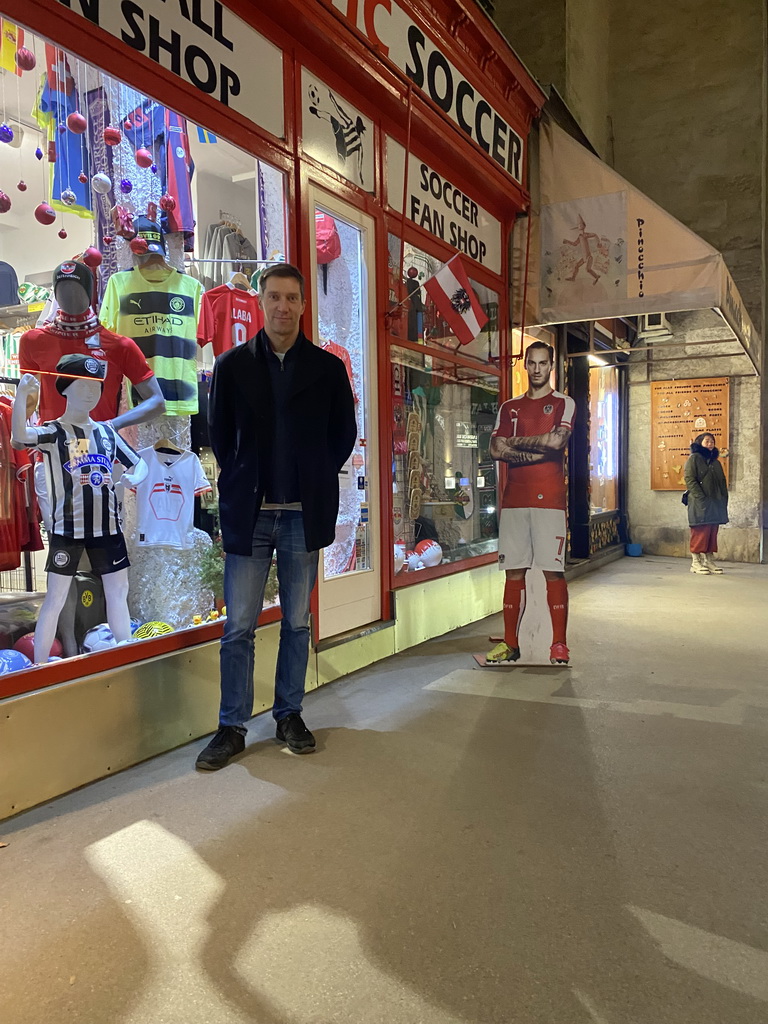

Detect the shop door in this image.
[308,188,380,639]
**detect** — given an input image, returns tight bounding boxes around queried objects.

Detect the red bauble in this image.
[83,246,103,268]
[16,180,27,192]
[14,47,36,72]
[159,193,176,212]
[58,229,68,239]
[103,235,114,245]
[0,191,11,213]
[78,170,88,184]
[103,126,122,146]
[123,119,134,132]
[34,202,56,225]
[66,111,87,134]
[129,237,149,255]
[135,148,153,169]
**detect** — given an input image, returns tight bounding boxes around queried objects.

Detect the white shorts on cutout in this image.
[498,507,567,572]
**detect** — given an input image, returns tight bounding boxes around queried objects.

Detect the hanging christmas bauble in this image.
[34,147,43,161]
[123,119,134,132]
[119,178,133,194]
[91,173,112,194]
[159,193,176,212]
[83,247,103,268]
[16,180,27,192]
[103,126,122,147]
[34,202,56,225]
[78,170,88,184]
[151,164,158,174]
[60,188,77,207]
[58,122,67,135]
[135,148,153,169]
[129,237,149,255]
[14,47,36,72]
[0,192,11,214]
[103,235,114,245]
[0,124,14,144]
[66,111,87,134]
[58,228,68,240]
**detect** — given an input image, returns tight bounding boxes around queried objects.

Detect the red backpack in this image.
[315,211,341,293]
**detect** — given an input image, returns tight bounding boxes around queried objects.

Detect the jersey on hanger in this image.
[25,420,144,540]
[320,338,358,403]
[133,446,211,550]
[493,391,575,511]
[100,268,203,416]
[197,283,263,358]
[19,323,154,423]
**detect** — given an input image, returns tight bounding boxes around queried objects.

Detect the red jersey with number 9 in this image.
[197,283,264,358]
[493,390,575,511]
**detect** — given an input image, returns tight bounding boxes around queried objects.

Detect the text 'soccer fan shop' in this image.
[0,0,544,816]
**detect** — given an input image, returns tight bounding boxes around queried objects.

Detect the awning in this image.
[526,118,761,373]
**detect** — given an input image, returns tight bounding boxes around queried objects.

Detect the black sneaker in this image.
[195,726,245,771]
[275,713,316,754]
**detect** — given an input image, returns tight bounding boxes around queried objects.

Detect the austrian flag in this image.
[424,254,488,345]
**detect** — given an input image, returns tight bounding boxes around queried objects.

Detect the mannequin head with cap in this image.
[53,261,94,315]
[54,352,105,418]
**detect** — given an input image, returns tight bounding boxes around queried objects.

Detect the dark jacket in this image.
[208,330,357,554]
[684,443,729,526]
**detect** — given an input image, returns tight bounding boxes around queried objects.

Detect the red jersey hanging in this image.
[197,283,264,357]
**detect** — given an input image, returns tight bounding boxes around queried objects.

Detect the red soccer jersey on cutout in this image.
[493,390,575,511]
[19,324,154,423]
[197,283,264,357]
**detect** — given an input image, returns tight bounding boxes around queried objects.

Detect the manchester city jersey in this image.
[100,268,202,415]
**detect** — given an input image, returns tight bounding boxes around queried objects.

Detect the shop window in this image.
[589,363,619,514]
[313,205,372,580]
[0,25,288,679]
[392,346,499,574]
[386,234,499,363]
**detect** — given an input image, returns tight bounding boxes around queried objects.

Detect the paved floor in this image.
[1,555,767,1024]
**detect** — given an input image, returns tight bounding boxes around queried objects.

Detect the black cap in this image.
[54,353,106,396]
[133,216,166,255]
[52,260,94,295]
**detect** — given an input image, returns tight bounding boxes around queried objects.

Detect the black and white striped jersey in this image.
[27,421,141,539]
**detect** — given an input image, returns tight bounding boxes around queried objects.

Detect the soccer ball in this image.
[308,84,322,109]
[0,649,32,674]
[133,621,173,640]
[406,549,422,572]
[14,632,63,661]
[82,623,116,653]
[415,539,443,568]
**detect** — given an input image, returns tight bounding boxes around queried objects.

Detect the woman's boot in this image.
[703,553,724,574]
[690,552,711,574]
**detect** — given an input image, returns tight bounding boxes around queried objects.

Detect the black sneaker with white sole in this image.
[275,713,316,754]
[196,726,245,770]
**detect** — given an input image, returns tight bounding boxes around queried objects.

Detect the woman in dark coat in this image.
[684,432,728,574]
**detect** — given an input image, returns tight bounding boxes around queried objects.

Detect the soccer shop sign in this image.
[55,0,284,137]
[387,139,501,274]
[331,0,524,184]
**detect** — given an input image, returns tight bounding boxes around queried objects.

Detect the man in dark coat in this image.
[196,264,356,769]
[684,431,729,575]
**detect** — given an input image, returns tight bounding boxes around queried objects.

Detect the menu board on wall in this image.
[650,378,729,490]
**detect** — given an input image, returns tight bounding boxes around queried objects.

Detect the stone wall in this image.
[627,312,762,562]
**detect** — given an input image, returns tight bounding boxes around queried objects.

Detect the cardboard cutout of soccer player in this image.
[11,359,147,663]
[486,341,574,665]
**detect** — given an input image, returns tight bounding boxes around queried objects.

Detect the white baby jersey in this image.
[133,447,211,550]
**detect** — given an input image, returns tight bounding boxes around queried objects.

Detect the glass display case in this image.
[589,363,619,514]
[391,346,499,574]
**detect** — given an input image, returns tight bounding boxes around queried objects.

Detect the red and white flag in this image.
[423,254,488,345]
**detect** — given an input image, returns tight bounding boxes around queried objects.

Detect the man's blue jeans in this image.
[219,510,318,732]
